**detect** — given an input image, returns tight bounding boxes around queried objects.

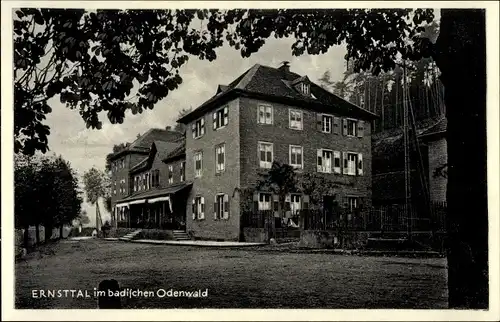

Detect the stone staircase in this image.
[119,229,143,241]
[172,230,190,241]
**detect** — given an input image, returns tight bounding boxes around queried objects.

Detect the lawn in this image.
[15,239,448,309]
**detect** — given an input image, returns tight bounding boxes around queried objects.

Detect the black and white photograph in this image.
[2,1,499,320]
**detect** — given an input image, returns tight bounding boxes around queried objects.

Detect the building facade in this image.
[178,63,377,241]
[108,129,185,227]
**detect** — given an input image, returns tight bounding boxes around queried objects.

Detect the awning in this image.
[129,199,146,205]
[116,203,130,208]
[149,196,170,204]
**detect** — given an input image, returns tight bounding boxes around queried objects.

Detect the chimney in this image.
[279,61,290,73]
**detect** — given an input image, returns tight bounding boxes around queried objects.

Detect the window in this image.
[194,152,203,178]
[347,197,358,211]
[214,194,229,220]
[317,149,333,173]
[213,106,229,130]
[151,169,160,187]
[215,144,225,173]
[290,194,302,215]
[347,119,357,136]
[192,117,205,139]
[258,142,273,169]
[343,152,363,176]
[289,145,303,169]
[258,193,272,210]
[289,109,303,130]
[168,165,173,184]
[142,174,146,190]
[333,151,341,174]
[192,196,205,220]
[145,173,150,190]
[121,159,125,168]
[113,181,117,195]
[322,115,333,133]
[180,161,185,182]
[258,104,273,124]
[300,83,310,96]
[134,176,138,192]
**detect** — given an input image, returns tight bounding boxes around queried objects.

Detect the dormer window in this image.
[299,83,310,96]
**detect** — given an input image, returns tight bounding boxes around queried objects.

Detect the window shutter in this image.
[200,197,205,219]
[357,153,363,176]
[223,194,229,219]
[303,195,310,210]
[342,152,348,174]
[200,117,205,135]
[191,123,196,139]
[334,117,340,135]
[285,194,291,211]
[316,113,323,131]
[213,112,217,130]
[333,151,341,174]
[357,120,364,137]
[272,195,279,215]
[192,199,196,219]
[223,106,229,126]
[214,195,218,220]
[253,201,259,212]
[342,118,348,135]
[317,149,324,172]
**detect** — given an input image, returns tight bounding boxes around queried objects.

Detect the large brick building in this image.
[177,62,377,240]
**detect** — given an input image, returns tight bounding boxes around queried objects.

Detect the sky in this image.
[43,35,349,225]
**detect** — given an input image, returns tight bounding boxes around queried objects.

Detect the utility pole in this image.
[403,61,412,241]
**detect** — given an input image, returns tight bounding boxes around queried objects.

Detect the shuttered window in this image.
[214,194,230,220]
[317,149,333,173]
[192,196,205,220]
[215,144,225,173]
[192,117,205,139]
[322,114,333,133]
[213,106,229,130]
[194,151,203,178]
[168,165,173,184]
[258,193,272,210]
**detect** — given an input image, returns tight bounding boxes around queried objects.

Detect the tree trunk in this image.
[59,225,64,239]
[23,224,30,249]
[45,223,53,242]
[433,9,488,309]
[35,224,40,244]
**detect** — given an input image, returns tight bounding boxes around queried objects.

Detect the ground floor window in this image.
[347,196,359,211]
[258,193,272,210]
[290,194,302,215]
[192,196,205,220]
[214,194,229,220]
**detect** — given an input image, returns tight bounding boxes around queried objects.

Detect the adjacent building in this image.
[177,62,377,240]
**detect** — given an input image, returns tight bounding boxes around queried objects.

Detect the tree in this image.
[77,209,91,226]
[220,8,487,309]
[174,107,193,133]
[15,8,488,308]
[83,167,111,230]
[256,161,299,219]
[14,8,232,156]
[15,154,82,245]
[299,173,341,209]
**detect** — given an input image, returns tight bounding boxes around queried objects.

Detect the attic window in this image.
[300,83,310,96]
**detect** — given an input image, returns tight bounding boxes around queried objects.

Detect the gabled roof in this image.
[177,64,378,123]
[129,140,182,174]
[109,128,183,161]
[162,143,186,163]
